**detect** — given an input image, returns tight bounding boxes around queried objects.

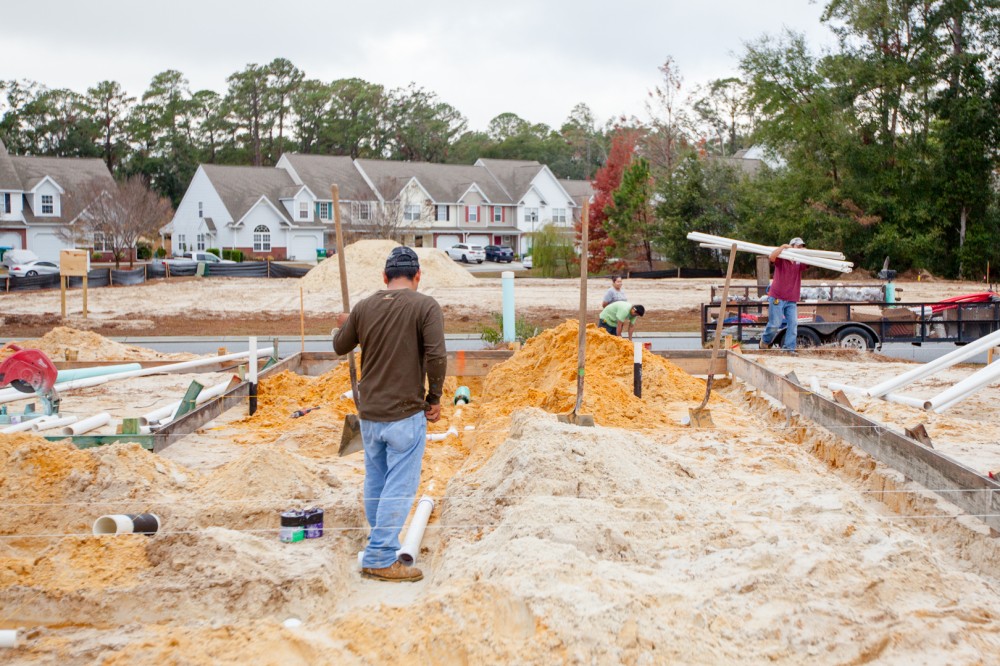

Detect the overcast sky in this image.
[4,0,836,132]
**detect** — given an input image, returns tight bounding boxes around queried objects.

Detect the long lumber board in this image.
[728,353,1000,532]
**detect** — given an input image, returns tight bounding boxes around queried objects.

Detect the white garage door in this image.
[30,232,69,262]
[0,231,22,249]
[435,234,460,249]
[467,234,489,247]
[288,234,318,262]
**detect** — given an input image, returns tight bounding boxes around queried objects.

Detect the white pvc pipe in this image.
[692,232,847,260]
[925,360,1000,412]
[828,382,926,409]
[92,513,161,535]
[1,416,50,434]
[63,412,111,436]
[866,329,1000,398]
[140,379,233,426]
[0,629,17,648]
[397,496,435,566]
[689,232,852,271]
[33,415,78,431]
[0,347,273,406]
[699,242,846,261]
[427,427,458,442]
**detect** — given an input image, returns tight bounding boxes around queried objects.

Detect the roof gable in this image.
[0,139,23,190]
[201,164,296,224]
[278,153,377,203]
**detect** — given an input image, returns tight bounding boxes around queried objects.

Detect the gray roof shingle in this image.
[355,159,513,204]
[0,139,23,191]
[476,159,545,202]
[281,154,376,202]
[201,164,297,225]
[10,154,114,223]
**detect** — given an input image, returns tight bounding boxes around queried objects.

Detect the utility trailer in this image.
[702,293,1000,350]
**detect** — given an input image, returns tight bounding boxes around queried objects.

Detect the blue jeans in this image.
[762,298,798,350]
[359,410,427,568]
[598,319,618,335]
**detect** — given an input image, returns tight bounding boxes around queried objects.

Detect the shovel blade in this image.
[338,414,364,456]
[687,407,714,428]
[557,412,595,427]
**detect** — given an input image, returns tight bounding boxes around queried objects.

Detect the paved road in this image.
[454,259,529,273]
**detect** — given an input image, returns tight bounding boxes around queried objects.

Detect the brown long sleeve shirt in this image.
[333,288,447,422]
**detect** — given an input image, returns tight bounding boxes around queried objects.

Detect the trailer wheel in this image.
[795,328,822,348]
[837,326,875,350]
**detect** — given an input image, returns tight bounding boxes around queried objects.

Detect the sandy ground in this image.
[0,273,986,326]
[3,321,1000,663]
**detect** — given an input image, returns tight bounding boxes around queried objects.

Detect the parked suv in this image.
[484,245,514,263]
[446,243,485,264]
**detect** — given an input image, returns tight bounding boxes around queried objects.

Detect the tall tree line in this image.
[0,58,609,207]
[592,0,1000,279]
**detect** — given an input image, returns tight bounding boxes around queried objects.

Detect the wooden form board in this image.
[727,352,1000,532]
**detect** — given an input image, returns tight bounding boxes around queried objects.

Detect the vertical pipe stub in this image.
[501,271,515,343]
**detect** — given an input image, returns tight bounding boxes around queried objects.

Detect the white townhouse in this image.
[165,155,592,261]
[165,164,328,261]
[0,139,116,261]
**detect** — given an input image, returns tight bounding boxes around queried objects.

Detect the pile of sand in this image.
[0,326,194,362]
[483,320,712,429]
[299,239,478,295]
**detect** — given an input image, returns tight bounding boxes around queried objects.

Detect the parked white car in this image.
[446,243,485,264]
[164,251,236,264]
[8,260,60,277]
[522,255,533,269]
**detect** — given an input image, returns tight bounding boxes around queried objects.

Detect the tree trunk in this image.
[959,205,968,277]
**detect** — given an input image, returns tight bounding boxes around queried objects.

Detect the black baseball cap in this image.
[385,246,419,270]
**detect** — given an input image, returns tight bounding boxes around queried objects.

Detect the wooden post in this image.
[300,286,306,353]
[755,255,770,297]
[61,276,67,318]
[82,275,88,319]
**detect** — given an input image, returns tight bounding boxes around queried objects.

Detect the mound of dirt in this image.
[482,320,711,429]
[299,239,478,296]
[0,326,195,362]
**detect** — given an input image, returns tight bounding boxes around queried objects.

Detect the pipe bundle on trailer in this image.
[687,232,854,273]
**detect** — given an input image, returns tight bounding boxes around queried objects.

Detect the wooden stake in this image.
[61,276,67,318]
[300,285,305,353]
[82,275,88,319]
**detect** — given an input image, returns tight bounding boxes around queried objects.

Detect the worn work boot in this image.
[361,561,424,583]
[759,338,772,350]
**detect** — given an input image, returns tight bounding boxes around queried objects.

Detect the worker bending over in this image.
[598,301,645,341]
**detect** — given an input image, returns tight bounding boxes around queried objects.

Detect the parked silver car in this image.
[8,260,60,277]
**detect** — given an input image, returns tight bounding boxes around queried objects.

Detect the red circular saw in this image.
[0,344,60,414]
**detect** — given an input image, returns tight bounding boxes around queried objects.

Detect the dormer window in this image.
[299,201,308,219]
[41,194,54,215]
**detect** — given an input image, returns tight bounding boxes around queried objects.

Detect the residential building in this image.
[164,155,590,261]
[0,139,116,261]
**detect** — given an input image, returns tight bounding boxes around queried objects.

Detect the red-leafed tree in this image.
[581,128,640,273]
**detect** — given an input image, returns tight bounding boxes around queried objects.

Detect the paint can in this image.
[279,510,305,543]
[304,507,324,539]
[453,386,471,405]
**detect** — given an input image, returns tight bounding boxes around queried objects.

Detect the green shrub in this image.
[223,249,245,262]
[136,243,152,260]
[154,247,167,258]
[91,251,101,261]
[478,312,540,346]
[207,248,221,257]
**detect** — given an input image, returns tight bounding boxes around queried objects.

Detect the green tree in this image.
[607,157,657,269]
[83,81,134,172]
[528,222,576,278]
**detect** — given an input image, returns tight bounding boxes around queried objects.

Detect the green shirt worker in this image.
[598,301,645,340]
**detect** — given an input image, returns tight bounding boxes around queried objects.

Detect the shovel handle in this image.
[332,184,361,408]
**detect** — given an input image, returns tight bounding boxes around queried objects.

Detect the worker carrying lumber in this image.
[760,237,810,352]
[333,246,447,583]
[598,301,645,340]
